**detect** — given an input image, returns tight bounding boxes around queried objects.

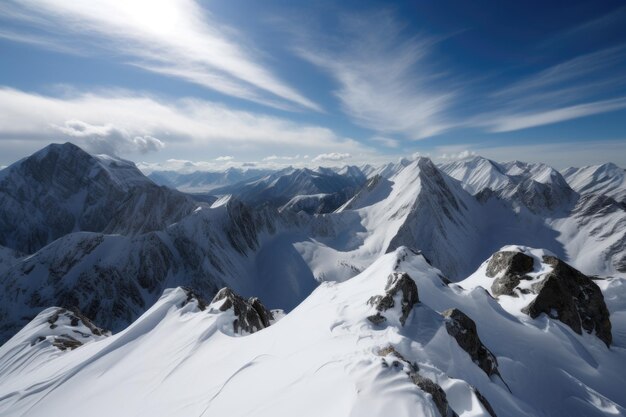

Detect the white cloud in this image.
[478,97,626,132]
[312,152,351,162]
[0,86,369,163]
[0,0,319,111]
[371,136,400,148]
[215,156,234,161]
[438,150,477,161]
[295,11,454,139]
[53,119,164,155]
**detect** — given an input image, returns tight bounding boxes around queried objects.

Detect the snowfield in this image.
[1,248,624,417]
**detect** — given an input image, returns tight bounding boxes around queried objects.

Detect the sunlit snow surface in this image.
[1,247,624,417]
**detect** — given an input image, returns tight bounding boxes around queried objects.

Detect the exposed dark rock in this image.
[442,308,500,378]
[51,334,83,351]
[30,307,109,351]
[522,256,612,346]
[211,288,274,334]
[377,345,458,417]
[486,251,534,297]
[248,297,274,328]
[367,272,419,326]
[47,307,108,337]
[180,287,208,311]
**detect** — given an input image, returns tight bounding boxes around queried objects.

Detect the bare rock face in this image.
[33,307,110,351]
[377,346,459,417]
[367,272,419,326]
[180,287,208,311]
[210,288,274,334]
[442,308,500,378]
[486,251,534,297]
[522,256,612,347]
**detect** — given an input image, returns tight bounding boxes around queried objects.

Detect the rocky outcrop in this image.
[210,288,274,334]
[522,256,612,346]
[33,307,110,351]
[442,308,500,378]
[486,251,534,297]
[180,287,208,311]
[367,272,419,326]
[378,346,458,417]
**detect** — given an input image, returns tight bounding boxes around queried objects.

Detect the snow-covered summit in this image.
[0,142,197,253]
[562,162,626,202]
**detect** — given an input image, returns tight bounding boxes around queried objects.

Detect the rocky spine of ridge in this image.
[33,307,110,351]
[442,308,501,379]
[209,287,275,334]
[367,272,419,326]
[377,346,461,417]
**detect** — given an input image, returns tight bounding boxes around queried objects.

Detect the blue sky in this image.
[1,0,625,170]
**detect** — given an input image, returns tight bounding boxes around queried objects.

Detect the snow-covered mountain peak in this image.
[562,162,626,202]
[0,142,197,253]
[6,142,151,191]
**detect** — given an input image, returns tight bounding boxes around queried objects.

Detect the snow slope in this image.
[1,247,624,417]
[297,157,574,283]
[0,196,321,343]
[439,156,625,276]
[562,163,626,202]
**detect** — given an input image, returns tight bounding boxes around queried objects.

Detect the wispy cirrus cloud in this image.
[294,11,455,139]
[0,86,368,163]
[473,44,626,132]
[0,0,320,112]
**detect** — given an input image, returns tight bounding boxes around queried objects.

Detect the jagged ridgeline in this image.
[0,143,625,416]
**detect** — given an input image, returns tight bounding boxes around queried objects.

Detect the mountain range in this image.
[0,143,625,417]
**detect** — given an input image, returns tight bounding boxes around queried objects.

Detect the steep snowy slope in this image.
[440,156,625,277]
[551,194,626,274]
[562,163,626,202]
[1,247,624,417]
[0,197,306,343]
[297,158,486,281]
[438,157,511,195]
[0,143,197,254]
